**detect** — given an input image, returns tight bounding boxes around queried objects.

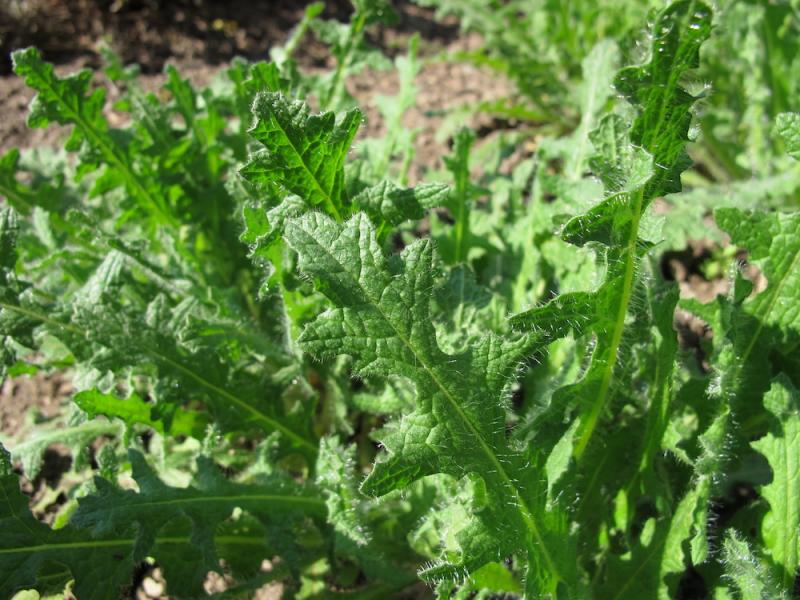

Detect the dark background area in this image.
[0,0,460,74]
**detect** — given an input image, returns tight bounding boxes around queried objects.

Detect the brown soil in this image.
[0,0,512,168]
[0,0,348,76]
[0,372,72,437]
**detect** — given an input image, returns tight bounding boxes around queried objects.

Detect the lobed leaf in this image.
[352,180,449,227]
[776,112,800,160]
[240,92,362,220]
[284,211,577,594]
[0,447,326,599]
[11,48,176,227]
[722,530,788,600]
[751,377,800,591]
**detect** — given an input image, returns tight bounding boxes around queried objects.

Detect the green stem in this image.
[0,183,35,214]
[573,189,644,461]
[284,2,324,62]
[320,11,367,111]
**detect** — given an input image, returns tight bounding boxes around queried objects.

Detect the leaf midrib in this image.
[757,418,800,590]
[573,189,643,461]
[0,181,34,214]
[24,59,176,228]
[11,422,122,457]
[0,302,317,455]
[84,491,326,515]
[301,221,561,581]
[149,349,317,453]
[782,423,799,589]
[0,534,267,556]
[261,98,342,221]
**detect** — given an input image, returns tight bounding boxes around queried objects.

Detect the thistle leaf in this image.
[751,376,800,591]
[0,448,326,599]
[74,389,208,439]
[240,92,362,220]
[8,416,121,479]
[562,0,711,245]
[722,530,788,600]
[352,180,449,227]
[284,211,576,594]
[11,48,176,227]
[703,209,800,417]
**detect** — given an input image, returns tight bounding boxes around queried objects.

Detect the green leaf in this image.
[442,128,476,264]
[283,211,576,595]
[505,6,713,579]
[722,530,788,600]
[598,484,702,600]
[240,93,362,220]
[0,449,326,599]
[239,194,307,265]
[0,208,44,384]
[312,0,394,111]
[0,468,135,600]
[316,437,369,546]
[11,48,176,227]
[614,0,711,199]
[352,180,449,227]
[751,376,800,591]
[0,150,41,215]
[73,295,317,458]
[564,40,620,181]
[776,112,800,160]
[0,266,317,459]
[73,389,208,439]
[8,416,121,479]
[433,264,495,347]
[541,0,712,469]
[710,209,800,412]
[363,34,421,182]
[165,65,197,129]
[687,407,732,565]
[587,115,654,194]
[715,209,800,342]
[562,0,711,246]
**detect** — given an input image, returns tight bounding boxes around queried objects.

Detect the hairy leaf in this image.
[284,211,576,594]
[0,448,326,599]
[11,48,176,227]
[722,530,788,600]
[352,180,449,227]
[776,112,800,160]
[240,92,361,220]
[751,376,800,591]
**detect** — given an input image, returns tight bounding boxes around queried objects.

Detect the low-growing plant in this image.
[415,0,800,226]
[1,0,799,598]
